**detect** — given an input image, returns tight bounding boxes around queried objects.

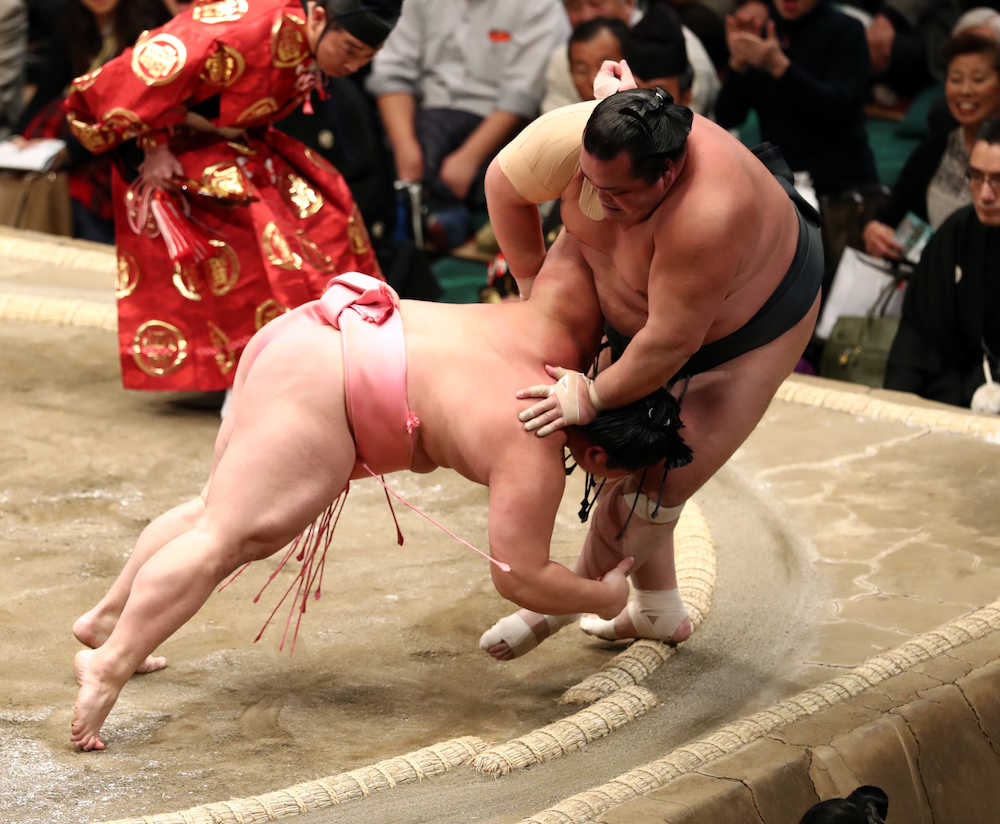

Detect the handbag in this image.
[819,277,903,388]
[816,246,908,339]
[0,170,73,235]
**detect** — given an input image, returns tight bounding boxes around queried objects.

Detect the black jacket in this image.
[885,205,1000,406]
[715,0,877,197]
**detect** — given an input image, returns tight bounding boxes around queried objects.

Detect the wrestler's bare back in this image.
[400,297,598,481]
[559,115,799,344]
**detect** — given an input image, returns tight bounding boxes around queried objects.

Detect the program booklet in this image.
[0,138,67,172]
[894,211,933,264]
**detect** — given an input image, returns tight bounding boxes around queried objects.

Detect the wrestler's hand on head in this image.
[139,143,184,190]
[594,59,637,100]
[517,365,602,437]
[597,556,634,619]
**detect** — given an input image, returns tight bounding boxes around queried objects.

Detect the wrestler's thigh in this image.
[646,295,820,504]
[200,321,354,553]
[207,308,312,485]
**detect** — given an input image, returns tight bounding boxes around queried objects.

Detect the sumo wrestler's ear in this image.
[585,444,611,473]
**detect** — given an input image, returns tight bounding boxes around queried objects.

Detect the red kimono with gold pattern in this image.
[63,0,381,391]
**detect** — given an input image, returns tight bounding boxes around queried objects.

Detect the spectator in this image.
[0,0,26,139]
[861,1,963,104]
[366,0,568,251]
[541,0,720,117]
[953,7,1000,42]
[16,0,170,242]
[569,18,629,103]
[626,2,696,108]
[798,785,888,823]
[716,0,878,199]
[884,116,1000,409]
[924,9,1000,140]
[655,0,729,73]
[863,32,1000,258]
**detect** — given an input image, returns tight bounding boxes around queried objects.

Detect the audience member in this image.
[884,116,1000,409]
[925,9,1000,141]
[716,0,878,199]
[16,0,170,242]
[798,785,888,824]
[541,0,720,117]
[0,0,26,139]
[366,0,567,251]
[954,6,1000,42]
[569,18,629,103]
[655,0,729,73]
[626,2,696,108]
[860,1,963,104]
[863,32,1000,258]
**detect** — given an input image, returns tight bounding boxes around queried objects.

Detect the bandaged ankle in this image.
[622,490,684,524]
[478,611,577,657]
[579,587,688,643]
[628,588,688,637]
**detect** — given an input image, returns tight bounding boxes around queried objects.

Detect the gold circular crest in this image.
[271,13,309,68]
[131,33,187,87]
[132,320,188,376]
[116,251,140,298]
[347,206,370,256]
[71,66,103,93]
[69,117,116,154]
[208,322,236,375]
[102,108,145,142]
[296,231,334,272]
[255,298,288,330]
[172,239,240,299]
[125,186,160,236]
[236,97,279,126]
[171,263,201,301]
[282,172,324,219]
[200,43,246,87]
[200,162,249,199]
[304,147,335,174]
[193,0,248,24]
[262,222,303,271]
[204,240,240,294]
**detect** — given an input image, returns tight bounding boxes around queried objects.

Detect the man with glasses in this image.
[885,117,1000,410]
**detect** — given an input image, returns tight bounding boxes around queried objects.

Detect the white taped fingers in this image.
[580,588,690,643]
[479,610,578,658]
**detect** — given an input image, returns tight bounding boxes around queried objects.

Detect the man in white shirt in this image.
[367,0,568,232]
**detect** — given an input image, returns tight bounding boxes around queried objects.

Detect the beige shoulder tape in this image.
[497,101,598,206]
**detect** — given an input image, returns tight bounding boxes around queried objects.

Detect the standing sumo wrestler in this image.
[479,62,824,658]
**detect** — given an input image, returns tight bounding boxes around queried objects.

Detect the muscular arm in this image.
[486,101,597,295]
[486,450,627,618]
[593,217,731,407]
[483,161,547,296]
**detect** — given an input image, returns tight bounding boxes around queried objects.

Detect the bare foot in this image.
[73,610,167,674]
[479,610,577,661]
[71,649,128,751]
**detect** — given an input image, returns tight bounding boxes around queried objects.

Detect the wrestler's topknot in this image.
[584,88,693,182]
